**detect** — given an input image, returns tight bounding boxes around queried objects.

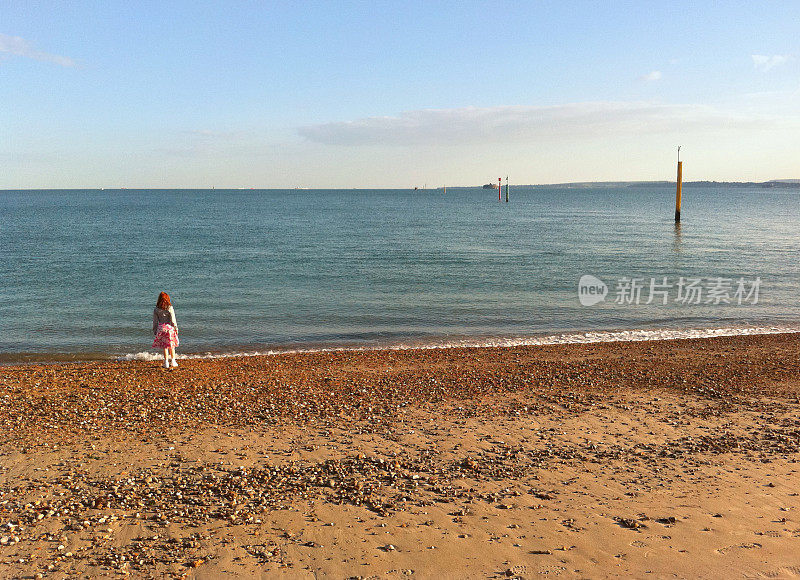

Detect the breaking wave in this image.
[115,325,799,362]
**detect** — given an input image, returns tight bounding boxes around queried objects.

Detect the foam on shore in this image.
[117,324,799,362]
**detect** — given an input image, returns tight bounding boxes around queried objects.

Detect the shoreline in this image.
[3,323,798,366]
[2,333,800,577]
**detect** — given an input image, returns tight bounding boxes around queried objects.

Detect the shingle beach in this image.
[2,333,800,578]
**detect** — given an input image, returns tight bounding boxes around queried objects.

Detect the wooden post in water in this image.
[675,146,683,222]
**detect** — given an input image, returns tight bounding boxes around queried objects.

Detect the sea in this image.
[1,186,798,363]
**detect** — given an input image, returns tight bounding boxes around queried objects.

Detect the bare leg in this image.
[163,348,169,366]
[169,347,176,360]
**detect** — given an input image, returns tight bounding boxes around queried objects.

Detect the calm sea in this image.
[1,186,798,362]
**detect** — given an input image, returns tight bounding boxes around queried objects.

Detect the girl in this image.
[152,291,179,368]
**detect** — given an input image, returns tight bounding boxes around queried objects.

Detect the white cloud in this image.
[751,54,790,72]
[641,70,662,81]
[0,33,75,67]
[298,102,784,146]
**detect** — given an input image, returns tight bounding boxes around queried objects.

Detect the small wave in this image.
[116,350,289,362]
[117,351,167,362]
[115,325,799,362]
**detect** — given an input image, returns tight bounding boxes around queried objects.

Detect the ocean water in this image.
[1,186,798,362]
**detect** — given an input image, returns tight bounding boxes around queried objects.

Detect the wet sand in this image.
[2,333,800,579]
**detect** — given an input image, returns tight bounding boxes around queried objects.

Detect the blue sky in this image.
[2,1,799,187]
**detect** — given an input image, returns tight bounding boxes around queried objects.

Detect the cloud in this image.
[0,33,75,67]
[298,102,783,146]
[751,54,790,72]
[641,70,662,81]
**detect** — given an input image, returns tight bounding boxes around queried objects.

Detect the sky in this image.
[2,1,799,188]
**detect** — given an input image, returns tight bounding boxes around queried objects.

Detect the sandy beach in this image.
[2,333,800,579]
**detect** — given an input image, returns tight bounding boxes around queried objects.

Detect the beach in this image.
[6,4,800,579]
[2,333,800,578]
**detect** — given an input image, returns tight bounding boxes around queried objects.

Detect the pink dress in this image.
[152,306,179,349]
[152,323,179,349]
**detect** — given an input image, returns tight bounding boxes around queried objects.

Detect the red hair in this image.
[156,291,171,310]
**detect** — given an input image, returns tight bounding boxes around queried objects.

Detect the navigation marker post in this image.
[505,176,509,203]
[675,146,683,222]
[499,177,502,201]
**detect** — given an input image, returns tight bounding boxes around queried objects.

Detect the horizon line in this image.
[2,178,800,191]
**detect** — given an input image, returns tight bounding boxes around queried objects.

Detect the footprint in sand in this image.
[715,542,763,555]
[500,564,530,578]
[761,565,800,578]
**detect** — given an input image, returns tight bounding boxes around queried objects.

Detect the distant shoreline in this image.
[522,179,800,189]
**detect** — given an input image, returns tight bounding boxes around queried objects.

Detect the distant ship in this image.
[482,183,498,189]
